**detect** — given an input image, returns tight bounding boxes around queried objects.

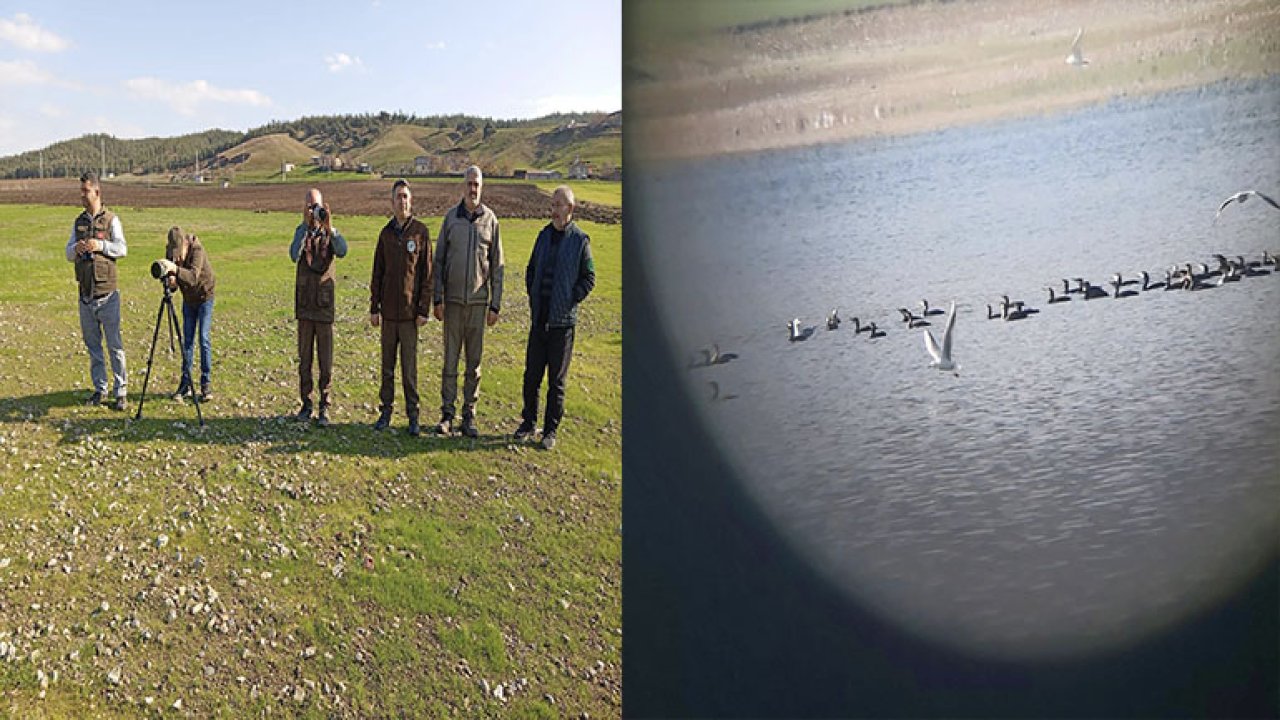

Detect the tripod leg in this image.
[134,293,170,421]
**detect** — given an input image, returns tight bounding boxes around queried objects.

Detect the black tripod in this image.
[135,282,203,425]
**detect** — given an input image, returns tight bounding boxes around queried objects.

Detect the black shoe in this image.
[109,395,127,412]
[199,384,212,402]
[407,415,421,437]
[85,391,103,406]
[541,430,557,450]
[434,416,453,435]
[295,402,313,422]
[513,420,535,441]
[460,416,479,438]
[374,409,392,431]
[172,381,192,400]
[316,406,330,428]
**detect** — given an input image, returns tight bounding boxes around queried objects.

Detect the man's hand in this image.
[155,258,178,277]
[370,313,380,327]
[432,303,443,322]
[486,309,499,327]
[166,276,178,291]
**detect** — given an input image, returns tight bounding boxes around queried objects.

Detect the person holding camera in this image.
[431,165,504,438]
[290,188,348,427]
[155,226,217,401]
[65,171,128,411]
[513,186,595,450]
[370,179,433,436]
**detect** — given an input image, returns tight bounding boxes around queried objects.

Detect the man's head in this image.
[551,185,575,231]
[79,171,101,213]
[305,187,324,226]
[463,166,483,211]
[392,179,412,221]
[165,226,189,262]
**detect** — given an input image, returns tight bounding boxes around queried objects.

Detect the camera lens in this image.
[313,205,328,222]
[150,260,165,279]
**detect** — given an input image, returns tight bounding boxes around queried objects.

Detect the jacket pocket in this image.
[318,281,333,309]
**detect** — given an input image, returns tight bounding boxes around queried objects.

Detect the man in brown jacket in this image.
[164,226,216,402]
[291,188,348,427]
[431,165,504,438]
[370,179,433,436]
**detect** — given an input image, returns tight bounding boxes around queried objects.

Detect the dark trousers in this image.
[521,324,575,433]
[380,319,418,418]
[298,319,333,408]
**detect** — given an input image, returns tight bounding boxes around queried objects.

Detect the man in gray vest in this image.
[431,165,504,437]
[513,186,595,450]
[65,171,127,411]
[290,188,348,427]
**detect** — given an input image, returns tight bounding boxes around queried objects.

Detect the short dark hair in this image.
[80,171,100,187]
[392,178,409,194]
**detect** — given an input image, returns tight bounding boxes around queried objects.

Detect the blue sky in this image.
[0,1,621,156]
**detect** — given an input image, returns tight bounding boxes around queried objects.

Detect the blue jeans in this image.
[78,290,127,398]
[181,298,214,388]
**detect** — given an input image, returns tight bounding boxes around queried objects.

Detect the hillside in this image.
[0,111,621,181]
[209,133,320,176]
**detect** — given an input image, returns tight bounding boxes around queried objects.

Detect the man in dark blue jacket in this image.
[514,186,595,450]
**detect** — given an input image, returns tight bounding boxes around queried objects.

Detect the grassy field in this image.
[0,202,621,717]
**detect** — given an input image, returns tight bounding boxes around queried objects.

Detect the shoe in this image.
[460,416,479,438]
[513,420,535,441]
[295,402,313,422]
[199,384,212,402]
[109,395,127,412]
[541,430,557,450]
[434,416,453,436]
[316,407,330,428]
[85,391,103,406]
[374,409,392,431]
[172,381,192,400]
[407,415,421,437]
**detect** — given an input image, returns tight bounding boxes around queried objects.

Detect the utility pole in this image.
[101,136,105,180]
[39,150,44,179]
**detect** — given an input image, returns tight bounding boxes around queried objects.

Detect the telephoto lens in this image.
[313,205,328,223]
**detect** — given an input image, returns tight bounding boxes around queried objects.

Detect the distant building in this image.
[414,155,432,175]
[524,169,562,181]
[282,162,295,173]
[357,162,372,174]
[568,159,591,180]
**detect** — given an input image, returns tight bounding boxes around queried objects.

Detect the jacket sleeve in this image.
[415,229,433,318]
[573,233,595,304]
[330,228,349,258]
[488,218,504,313]
[369,234,384,316]
[431,218,448,306]
[66,224,79,262]
[174,242,205,291]
[289,225,305,262]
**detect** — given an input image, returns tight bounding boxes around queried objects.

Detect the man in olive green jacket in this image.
[431,165,503,438]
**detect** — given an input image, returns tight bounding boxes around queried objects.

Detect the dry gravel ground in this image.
[628,0,1280,160]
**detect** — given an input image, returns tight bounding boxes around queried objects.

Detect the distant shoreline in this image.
[628,0,1280,161]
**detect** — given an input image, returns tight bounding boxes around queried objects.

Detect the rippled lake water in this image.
[633,77,1280,659]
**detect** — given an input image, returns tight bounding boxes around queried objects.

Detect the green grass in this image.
[0,201,621,718]
[530,180,622,209]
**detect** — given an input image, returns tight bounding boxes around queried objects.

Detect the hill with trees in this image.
[0,111,621,181]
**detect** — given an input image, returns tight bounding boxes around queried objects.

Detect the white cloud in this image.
[530,91,621,117]
[124,77,271,116]
[423,41,445,50]
[0,13,69,52]
[325,53,363,73]
[0,58,55,85]
[38,102,63,118]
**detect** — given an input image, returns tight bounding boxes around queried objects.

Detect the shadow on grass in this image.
[0,390,539,459]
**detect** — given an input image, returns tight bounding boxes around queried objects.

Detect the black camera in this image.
[150,259,177,280]
[311,204,328,223]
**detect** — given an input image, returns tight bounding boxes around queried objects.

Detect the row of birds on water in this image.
[691,190,1280,391]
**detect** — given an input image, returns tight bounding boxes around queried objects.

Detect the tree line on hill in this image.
[0,111,607,180]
